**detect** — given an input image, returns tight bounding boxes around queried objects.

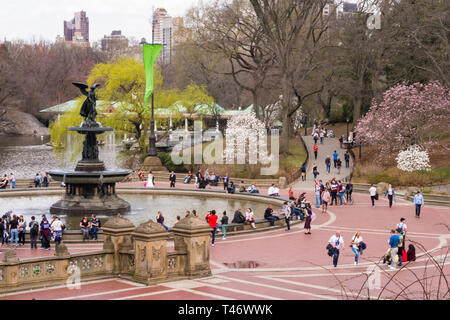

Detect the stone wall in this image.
[0,214,214,293]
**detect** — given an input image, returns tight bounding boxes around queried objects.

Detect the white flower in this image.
[396,145,431,172]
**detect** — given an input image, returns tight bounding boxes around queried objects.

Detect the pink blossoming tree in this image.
[355,81,450,160]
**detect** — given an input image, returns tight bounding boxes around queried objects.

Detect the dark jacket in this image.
[231,210,245,224]
[169,174,176,182]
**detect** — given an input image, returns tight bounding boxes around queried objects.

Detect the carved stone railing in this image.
[0,214,213,293]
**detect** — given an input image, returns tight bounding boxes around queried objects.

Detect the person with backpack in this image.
[312,165,319,181]
[396,218,407,242]
[328,231,345,267]
[29,216,39,249]
[40,216,51,250]
[89,214,101,240]
[351,232,363,265]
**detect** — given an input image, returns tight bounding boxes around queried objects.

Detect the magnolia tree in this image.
[262,95,303,130]
[224,112,270,164]
[396,145,431,172]
[355,81,450,159]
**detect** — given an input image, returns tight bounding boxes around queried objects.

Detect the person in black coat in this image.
[169,171,176,188]
[231,209,245,224]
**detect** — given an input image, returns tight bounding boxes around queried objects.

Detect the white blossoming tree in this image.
[396,145,431,172]
[224,112,270,165]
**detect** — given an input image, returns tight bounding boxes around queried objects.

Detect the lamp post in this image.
[304,114,308,136]
[346,117,350,142]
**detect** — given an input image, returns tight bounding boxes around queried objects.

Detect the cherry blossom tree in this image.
[355,81,450,159]
[224,112,270,164]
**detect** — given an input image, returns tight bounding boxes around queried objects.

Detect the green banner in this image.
[143,43,163,111]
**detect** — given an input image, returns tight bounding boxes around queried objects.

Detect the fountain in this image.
[47,82,131,215]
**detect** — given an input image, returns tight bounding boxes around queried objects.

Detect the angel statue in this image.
[72,82,101,126]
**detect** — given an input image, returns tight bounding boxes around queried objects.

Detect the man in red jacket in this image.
[205,210,218,246]
[313,144,318,160]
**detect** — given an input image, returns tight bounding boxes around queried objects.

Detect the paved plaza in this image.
[1,190,448,300]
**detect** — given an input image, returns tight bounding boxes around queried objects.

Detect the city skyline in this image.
[0,0,200,43]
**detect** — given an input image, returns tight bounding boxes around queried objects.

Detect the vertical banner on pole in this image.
[143,44,163,111]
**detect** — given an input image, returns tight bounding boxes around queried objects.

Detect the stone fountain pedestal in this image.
[47,122,131,215]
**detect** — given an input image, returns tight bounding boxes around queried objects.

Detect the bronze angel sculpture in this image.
[72,82,101,125]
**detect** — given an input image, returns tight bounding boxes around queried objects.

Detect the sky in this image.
[0,0,202,43]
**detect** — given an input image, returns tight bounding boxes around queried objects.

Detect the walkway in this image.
[2,192,449,300]
[293,136,352,190]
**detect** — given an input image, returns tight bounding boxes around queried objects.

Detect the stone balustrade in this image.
[0,214,212,293]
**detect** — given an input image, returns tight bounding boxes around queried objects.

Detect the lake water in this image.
[0,132,120,179]
[0,193,275,229]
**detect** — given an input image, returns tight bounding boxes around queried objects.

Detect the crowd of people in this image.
[312,178,353,212]
[0,212,68,252]
[0,211,104,252]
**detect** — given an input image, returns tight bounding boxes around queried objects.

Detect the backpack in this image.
[31,222,39,235]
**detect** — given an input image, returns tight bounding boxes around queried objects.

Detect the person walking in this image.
[337,158,342,175]
[169,171,176,188]
[384,184,396,208]
[351,232,363,265]
[40,216,51,250]
[396,218,407,245]
[388,229,400,270]
[9,214,19,248]
[328,231,344,267]
[414,190,424,218]
[301,164,307,181]
[321,187,330,213]
[205,210,218,246]
[346,181,353,202]
[320,130,325,144]
[221,211,228,240]
[313,144,318,160]
[80,216,90,242]
[369,184,378,207]
[29,216,39,249]
[332,150,338,168]
[344,151,350,168]
[325,156,331,173]
[18,215,26,246]
[312,165,319,181]
[304,204,312,234]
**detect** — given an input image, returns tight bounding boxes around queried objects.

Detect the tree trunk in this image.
[252,90,261,121]
[353,95,361,128]
[280,74,291,154]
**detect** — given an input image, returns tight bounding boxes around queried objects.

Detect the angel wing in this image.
[72,82,89,96]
